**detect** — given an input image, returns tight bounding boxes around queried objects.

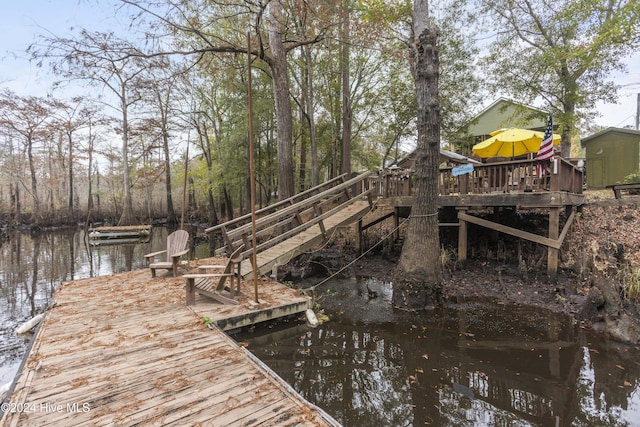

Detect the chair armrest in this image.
[170,248,190,259]
[183,273,234,279]
[198,265,227,271]
[145,250,166,259]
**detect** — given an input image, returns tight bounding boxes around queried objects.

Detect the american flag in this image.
[536,114,554,177]
[536,114,554,160]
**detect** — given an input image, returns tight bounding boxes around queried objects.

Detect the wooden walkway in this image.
[208,172,374,281]
[0,268,338,427]
[239,198,372,279]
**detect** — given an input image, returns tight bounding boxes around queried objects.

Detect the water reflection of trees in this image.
[0,228,166,382]
[1,227,218,385]
[0,229,171,322]
[254,325,414,426]
[240,305,640,426]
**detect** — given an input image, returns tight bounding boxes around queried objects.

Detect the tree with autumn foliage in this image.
[0,90,54,215]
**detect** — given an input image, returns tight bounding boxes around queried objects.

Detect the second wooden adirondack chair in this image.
[144,229,190,277]
[183,245,244,305]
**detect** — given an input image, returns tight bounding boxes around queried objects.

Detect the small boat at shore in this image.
[88,225,152,240]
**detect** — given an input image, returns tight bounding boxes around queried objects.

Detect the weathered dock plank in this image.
[0,268,337,427]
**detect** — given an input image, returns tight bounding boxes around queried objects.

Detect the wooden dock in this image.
[0,265,337,427]
[186,257,314,331]
[88,225,152,240]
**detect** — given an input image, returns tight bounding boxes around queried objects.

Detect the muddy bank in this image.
[281,196,640,344]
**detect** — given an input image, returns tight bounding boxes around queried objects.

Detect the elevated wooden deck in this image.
[0,267,337,427]
[204,157,584,281]
[362,156,585,278]
[366,156,585,208]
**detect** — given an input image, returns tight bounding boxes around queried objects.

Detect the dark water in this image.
[0,226,212,389]
[2,230,640,426]
[237,278,640,426]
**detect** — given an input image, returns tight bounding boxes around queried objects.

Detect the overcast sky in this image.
[0,0,126,95]
[1,0,639,130]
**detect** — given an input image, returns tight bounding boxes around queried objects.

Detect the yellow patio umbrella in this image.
[472,128,561,158]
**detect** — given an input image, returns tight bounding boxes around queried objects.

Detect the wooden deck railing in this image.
[205,173,351,235]
[364,157,584,198]
[209,171,374,257]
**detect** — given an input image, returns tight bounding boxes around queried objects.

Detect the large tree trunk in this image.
[304,44,319,188]
[298,104,307,192]
[195,118,219,225]
[161,128,177,224]
[118,87,135,225]
[268,0,295,200]
[16,185,21,221]
[87,149,93,211]
[392,1,442,310]
[559,64,575,158]
[86,121,96,214]
[27,137,39,212]
[67,133,74,217]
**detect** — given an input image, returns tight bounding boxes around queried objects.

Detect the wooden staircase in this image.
[205,172,374,280]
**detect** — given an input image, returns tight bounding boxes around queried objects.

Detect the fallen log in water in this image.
[15,313,44,335]
[0,382,10,399]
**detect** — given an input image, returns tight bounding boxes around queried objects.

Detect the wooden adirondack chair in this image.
[183,245,244,305]
[144,230,190,277]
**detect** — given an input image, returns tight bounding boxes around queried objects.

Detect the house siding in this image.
[582,129,640,187]
[466,99,548,138]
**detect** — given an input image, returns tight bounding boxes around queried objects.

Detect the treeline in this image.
[0,0,637,228]
[0,1,484,227]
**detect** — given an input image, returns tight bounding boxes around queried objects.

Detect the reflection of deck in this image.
[237,300,584,427]
[0,268,337,426]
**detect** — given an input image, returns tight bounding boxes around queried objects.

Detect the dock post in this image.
[356,219,363,255]
[186,277,196,305]
[394,207,400,242]
[547,207,560,279]
[457,208,468,262]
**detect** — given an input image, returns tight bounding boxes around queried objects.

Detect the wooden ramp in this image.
[239,198,372,279]
[0,269,337,427]
[207,172,374,280]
